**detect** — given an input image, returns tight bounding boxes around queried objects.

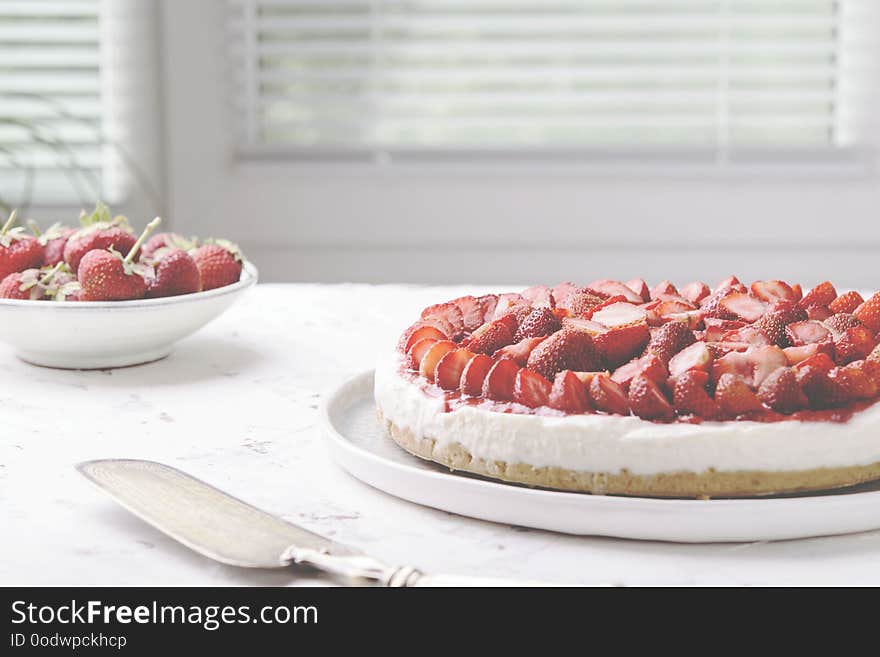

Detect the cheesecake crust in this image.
[378,409,880,498]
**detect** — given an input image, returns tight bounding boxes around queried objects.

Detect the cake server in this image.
[76,459,549,587]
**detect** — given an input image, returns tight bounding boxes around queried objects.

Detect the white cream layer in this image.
[375,351,880,475]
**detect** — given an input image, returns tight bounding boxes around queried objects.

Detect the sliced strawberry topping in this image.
[400,322,448,353]
[521,285,555,308]
[493,336,545,366]
[625,278,650,302]
[548,371,592,413]
[823,313,862,337]
[829,291,864,315]
[768,300,807,326]
[435,348,476,391]
[526,329,601,380]
[749,345,790,388]
[752,312,787,346]
[750,280,797,303]
[628,374,674,421]
[783,343,832,366]
[513,368,552,408]
[713,275,742,292]
[418,340,457,382]
[826,365,878,404]
[757,367,808,413]
[668,342,713,378]
[715,373,764,416]
[649,280,678,300]
[478,294,499,323]
[590,302,648,327]
[655,299,697,318]
[680,281,711,305]
[407,337,439,370]
[718,292,767,322]
[853,292,880,332]
[561,317,608,336]
[834,325,876,365]
[593,322,650,368]
[646,321,696,365]
[460,354,495,396]
[466,316,517,354]
[514,307,561,341]
[611,354,668,389]
[589,373,630,415]
[452,295,486,332]
[421,302,464,336]
[491,293,529,321]
[673,370,720,419]
[784,320,832,347]
[799,281,837,309]
[551,282,579,306]
[720,325,772,348]
[869,343,880,363]
[482,358,520,402]
[587,279,644,304]
[804,304,832,321]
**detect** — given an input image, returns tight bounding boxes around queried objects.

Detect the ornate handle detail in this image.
[281,546,423,586]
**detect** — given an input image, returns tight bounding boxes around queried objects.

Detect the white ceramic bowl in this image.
[0,262,257,369]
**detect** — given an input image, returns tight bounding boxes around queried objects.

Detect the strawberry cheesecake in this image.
[375,278,880,498]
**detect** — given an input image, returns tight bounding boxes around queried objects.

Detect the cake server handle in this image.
[284,547,557,587]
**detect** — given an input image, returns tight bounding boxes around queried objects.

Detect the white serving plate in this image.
[0,262,257,369]
[323,370,880,543]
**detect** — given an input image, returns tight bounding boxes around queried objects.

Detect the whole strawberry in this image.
[0,262,71,300]
[0,211,45,280]
[191,240,243,291]
[63,202,136,273]
[146,248,201,298]
[78,218,161,301]
[140,232,196,262]
[36,223,76,267]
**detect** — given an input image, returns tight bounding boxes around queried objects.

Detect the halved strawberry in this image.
[750,280,797,303]
[491,293,529,321]
[714,373,764,416]
[673,370,720,419]
[611,354,668,389]
[593,322,650,368]
[711,351,754,387]
[466,315,517,354]
[493,336,545,366]
[628,374,674,421]
[680,281,711,305]
[829,291,864,315]
[418,340,457,382]
[668,342,713,378]
[460,354,495,396]
[718,293,767,322]
[793,351,836,376]
[548,370,592,413]
[720,325,772,348]
[795,355,836,408]
[561,317,608,337]
[713,275,742,292]
[858,359,880,389]
[757,367,808,413]
[589,373,630,415]
[400,322,448,353]
[827,365,878,404]
[587,279,644,304]
[783,343,832,366]
[625,278,651,302]
[804,304,832,321]
[407,337,439,370]
[421,302,464,336]
[869,343,880,363]
[753,312,787,346]
[646,321,696,365]
[478,294,499,323]
[799,281,837,309]
[823,313,862,337]
[704,318,747,342]
[482,358,520,401]
[551,282,579,306]
[785,320,832,347]
[749,345,790,387]
[590,302,648,327]
[514,307,561,341]
[435,348,476,391]
[834,325,876,365]
[768,300,807,326]
[656,299,697,318]
[521,285,555,308]
[452,295,485,332]
[563,291,606,316]
[663,310,706,330]
[650,280,678,300]
[854,292,880,332]
[513,368,552,408]
[791,283,803,300]
[526,328,601,380]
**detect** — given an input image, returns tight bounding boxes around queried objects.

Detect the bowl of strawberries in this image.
[0,203,257,369]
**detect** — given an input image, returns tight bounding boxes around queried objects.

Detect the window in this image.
[227,0,879,168]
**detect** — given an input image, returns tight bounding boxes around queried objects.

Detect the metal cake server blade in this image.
[77,459,553,587]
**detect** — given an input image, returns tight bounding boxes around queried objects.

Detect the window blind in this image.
[0,0,104,206]
[227,0,879,166]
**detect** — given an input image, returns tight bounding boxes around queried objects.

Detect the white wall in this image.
[159,0,880,288]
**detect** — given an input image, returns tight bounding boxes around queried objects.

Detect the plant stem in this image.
[26,219,41,237]
[1,210,17,236]
[125,217,161,265]
[38,262,63,286]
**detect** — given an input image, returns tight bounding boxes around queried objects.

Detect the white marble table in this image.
[2,283,880,587]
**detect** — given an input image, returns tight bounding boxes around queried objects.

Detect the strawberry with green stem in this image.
[28,219,76,267]
[77,217,161,301]
[191,239,244,291]
[63,201,137,273]
[0,210,45,280]
[0,262,69,300]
